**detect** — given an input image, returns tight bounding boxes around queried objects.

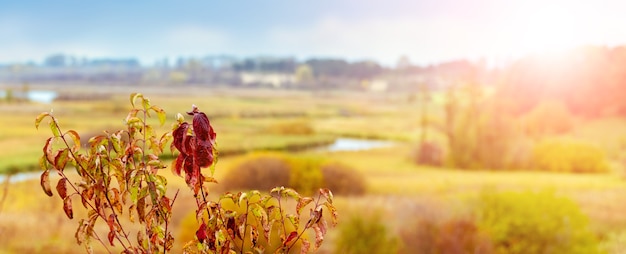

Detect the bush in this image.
[222,153,366,196]
[413,141,444,166]
[320,162,366,196]
[532,139,609,173]
[221,152,291,191]
[335,211,400,254]
[399,218,493,254]
[287,155,325,196]
[476,190,600,254]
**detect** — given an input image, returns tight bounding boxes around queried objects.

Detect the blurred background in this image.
[2,0,626,253]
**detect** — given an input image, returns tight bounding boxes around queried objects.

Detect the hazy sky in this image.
[1,0,625,66]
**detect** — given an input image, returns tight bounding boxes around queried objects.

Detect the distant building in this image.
[240,72,295,88]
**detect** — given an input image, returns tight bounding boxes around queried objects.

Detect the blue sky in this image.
[1,0,625,66]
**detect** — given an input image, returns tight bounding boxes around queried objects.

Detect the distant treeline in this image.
[2,46,626,117]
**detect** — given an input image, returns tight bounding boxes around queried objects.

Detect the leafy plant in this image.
[476,190,599,254]
[531,139,609,173]
[36,93,337,253]
[335,211,399,254]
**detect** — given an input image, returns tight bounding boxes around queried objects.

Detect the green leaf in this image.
[39,154,50,171]
[65,130,81,152]
[130,93,143,108]
[50,120,62,137]
[125,116,142,126]
[282,188,300,200]
[55,149,70,171]
[35,112,51,129]
[270,187,284,195]
[141,97,151,111]
[176,113,185,124]
[238,192,248,206]
[286,214,299,228]
[151,106,167,126]
[130,185,139,203]
[250,203,265,218]
[110,132,122,153]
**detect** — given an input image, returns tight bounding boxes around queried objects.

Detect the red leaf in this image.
[192,112,212,142]
[108,230,115,246]
[56,178,67,199]
[161,196,172,212]
[107,214,116,232]
[63,196,74,219]
[81,188,94,208]
[40,169,53,197]
[137,197,146,223]
[43,137,55,164]
[172,122,189,155]
[173,153,185,176]
[194,139,213,168]
[196,222,208,243]
[282,231,298,247]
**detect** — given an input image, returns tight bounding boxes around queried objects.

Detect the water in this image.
[27,90,58,103]
[0,172,42,183]
[321,138,394,152]
[1,138,396,183]
[0,90,58,103]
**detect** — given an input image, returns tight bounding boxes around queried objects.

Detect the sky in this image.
[1,0,626,66]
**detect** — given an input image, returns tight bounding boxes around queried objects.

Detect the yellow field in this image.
[2,86,626,253]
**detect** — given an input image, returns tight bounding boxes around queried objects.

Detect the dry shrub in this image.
[320,162,366,196]
[221,153,367,196]
[532,139,609,173]
[413,141,444,166]
[399,218,493,254]
[221,152,291,191]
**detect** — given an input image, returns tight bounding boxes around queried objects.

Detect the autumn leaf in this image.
[65,130,81,152]
[300,238,311,254]
[282,231,298,247]
[40,169,53,196]
[43,137,55,164]
[35,112,51,129]
[296,197,313,216]
[312,223,324,249]
[54,149,70,172]
[172,122,189,155]
[196,222,208,243]
[63,196,74,219]
[56,178,67,199]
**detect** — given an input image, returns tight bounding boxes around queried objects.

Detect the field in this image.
[2,85,626,253]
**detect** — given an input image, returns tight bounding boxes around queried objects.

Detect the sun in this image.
[497,1,588,57]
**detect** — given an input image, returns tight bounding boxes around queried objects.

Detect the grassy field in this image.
[2,86,626,253]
